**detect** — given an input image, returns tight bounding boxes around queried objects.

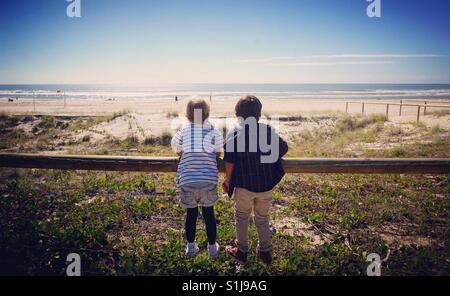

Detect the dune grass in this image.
[287,114,449,158]
[287,114,388,157]
[144,131,172,147]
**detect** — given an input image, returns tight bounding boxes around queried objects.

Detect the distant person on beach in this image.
[175,96,178,102]
[222,95,288,265]
[171,98,223,259]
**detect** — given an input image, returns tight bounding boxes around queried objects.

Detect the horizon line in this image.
[2,82,450,86]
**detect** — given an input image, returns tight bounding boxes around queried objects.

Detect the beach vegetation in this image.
[144,131,172,147]
[431,124,442,135]
[0,168,448,275]
[106,109,130,122]
[429,109,450,117]
[82,134,91,142]
[335,114,387,133]
[166,110,179,119]
[0,111,449,275]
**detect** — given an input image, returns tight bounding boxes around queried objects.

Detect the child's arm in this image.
[171,130,183,155]
[271,126,288,159]
[222,129,236,195]
[222,161,234,193]
[214,129,224,158]
[278,134,289,158]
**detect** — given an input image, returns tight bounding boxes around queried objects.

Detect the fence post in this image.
[399,100,402,116]
[386,104,389,118]
[346,102,349,113]
[417,106,421,123]
[362,103,365,115]
[424,101,427,115]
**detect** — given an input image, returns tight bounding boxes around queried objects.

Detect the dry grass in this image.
[144,131,172,146]
[429,109,450,117]
[166,110,179,119]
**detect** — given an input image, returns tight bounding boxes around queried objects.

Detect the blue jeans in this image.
[179,182,219,208]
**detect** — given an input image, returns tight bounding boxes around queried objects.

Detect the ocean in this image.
[1,84,450,101]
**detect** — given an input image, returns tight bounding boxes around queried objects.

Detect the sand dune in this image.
[1,97,449,130]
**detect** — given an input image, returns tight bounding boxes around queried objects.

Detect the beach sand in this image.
[2,97,449,119]
[1,97,449,143]
[2,97,449,116]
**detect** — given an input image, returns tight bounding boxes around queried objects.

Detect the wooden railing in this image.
[400,99,450,105]
[0,153,449,174]
[345,100,450,121]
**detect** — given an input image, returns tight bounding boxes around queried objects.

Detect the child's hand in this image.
[222,180,229,194]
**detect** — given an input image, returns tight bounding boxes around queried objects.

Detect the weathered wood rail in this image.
[0,153,449,174]
[400,99,450,105]
[345,100,450,121]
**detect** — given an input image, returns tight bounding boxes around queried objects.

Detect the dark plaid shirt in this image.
[223,123,288,196]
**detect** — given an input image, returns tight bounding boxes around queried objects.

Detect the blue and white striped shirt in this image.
[171,122,224,186]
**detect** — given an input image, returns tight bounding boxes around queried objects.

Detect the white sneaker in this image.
[185,242,199,258]
[208,242,220,259]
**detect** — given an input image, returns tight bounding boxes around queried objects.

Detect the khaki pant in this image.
[234,187,272,253]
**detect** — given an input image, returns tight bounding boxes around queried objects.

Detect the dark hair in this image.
[235,95,262,120]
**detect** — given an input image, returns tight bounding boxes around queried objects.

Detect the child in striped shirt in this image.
[171,98,223,258]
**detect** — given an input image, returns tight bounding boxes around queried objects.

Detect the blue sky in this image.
[1,0,449,84]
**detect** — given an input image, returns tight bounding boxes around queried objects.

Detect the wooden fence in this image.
[1,153,449,174]
[345,100,450,121]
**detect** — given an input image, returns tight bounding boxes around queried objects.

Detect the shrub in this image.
[431,125,442,135]
[387,126,403,137]
[125,134,139,145]
[107,109,130,122]
[430,109,450,117]
[39,115,55,129]
[335,114,386,133]
[144,131,172,146]
[166,111,179,119]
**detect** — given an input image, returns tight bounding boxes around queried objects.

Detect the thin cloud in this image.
[240,57,297,63]
[266,61,396,67]
[303,54,443,59]
[240,53,444,63]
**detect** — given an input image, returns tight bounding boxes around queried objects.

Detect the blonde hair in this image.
[186,98,210,123]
